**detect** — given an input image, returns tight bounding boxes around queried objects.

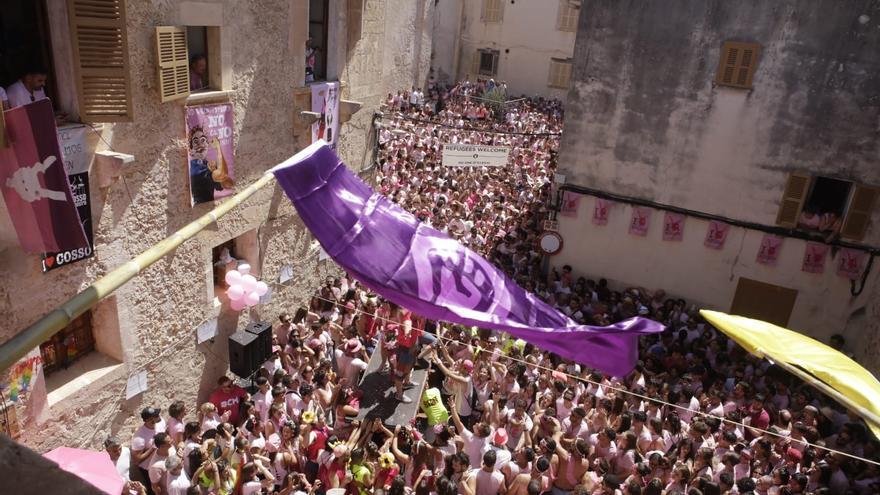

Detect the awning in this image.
[700,310,880,439]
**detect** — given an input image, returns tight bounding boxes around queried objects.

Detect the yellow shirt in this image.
[421,387,449,426]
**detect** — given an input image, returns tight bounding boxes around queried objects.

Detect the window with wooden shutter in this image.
[67,0,133,122]
[548,58,572,88]
[557,1,580,32]
[841,184,879,240]
[155,26,190,102]
[716,41,760,89]
[776,173,811,227]
[482,0,503,23]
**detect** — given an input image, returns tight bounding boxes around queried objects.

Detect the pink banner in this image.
[186,103,236,206]
[560,191,580,217]
[592,198,609,226]
[836,248,866,280]
[756,234,783,266]
[802,242,829,274]
[662,212,685,241]
[0,99,88,253]
[629,207,651,236]
[704,221,730,250]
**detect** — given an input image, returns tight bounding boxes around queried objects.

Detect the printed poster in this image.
[836,248,866,280]
[756,234,784,266]
[0,348,46,437]
[629,207,651,236]
[662,212,685,241]
[592,198,610,226]
[311,81,340,148]
[41,172,93,272]
[802,242,829,274]
[186,103,236,206]
[559,191,580,217]
[0,99,88,253]
[704,221,730,250]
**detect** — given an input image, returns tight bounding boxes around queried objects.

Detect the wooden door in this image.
[730,277,798,327]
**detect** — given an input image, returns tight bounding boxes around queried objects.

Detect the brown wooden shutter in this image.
[776,173,811,227]
[155,27,190,103]
[716,41,760,89]
[841,184,879,240]
[67,0,133,122]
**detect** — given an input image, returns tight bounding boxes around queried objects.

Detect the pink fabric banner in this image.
[704,221,730,250]
[560,191,580,217]
[0,99,88,253]
[802,242,830,274]
[662,212,685,241]
[592,198,610,226]
[836,248,866,280]
[629,207,651,236]
[756,234,784,266]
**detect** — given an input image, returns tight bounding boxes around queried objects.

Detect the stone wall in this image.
[553,0,880,369]
[0,0,432,451]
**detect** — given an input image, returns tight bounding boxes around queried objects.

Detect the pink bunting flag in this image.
[662,212,685,241]
[592,198,610,226]
[704,221,730,250]
[836,248,866,280]
[802,242,829,274]
[756,234,784,266]
[560,191,580,217]
[629,207,651,236]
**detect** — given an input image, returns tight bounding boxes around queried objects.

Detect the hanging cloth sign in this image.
[802,242,829,274]
[836,248,866,280]
[704,221,730,250]
[559,191,580,217]
[629,207,651,236]
[756,234,784,266]
[592,198,610,226]
[662,212,685,241]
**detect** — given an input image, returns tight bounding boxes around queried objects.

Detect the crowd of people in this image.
[107,81,879,495]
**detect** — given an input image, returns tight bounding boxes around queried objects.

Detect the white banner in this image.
[442,143,510,167]
[57,124,91,175]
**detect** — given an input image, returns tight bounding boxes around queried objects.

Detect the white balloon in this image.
[254,281,269,296]
[238,263,251,275]
[241,274,257,292]
[224,270,242,286]
[244,291,260,306]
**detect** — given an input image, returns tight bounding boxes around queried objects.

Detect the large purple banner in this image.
[271,142,664,376]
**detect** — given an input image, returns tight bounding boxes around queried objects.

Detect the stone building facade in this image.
[431,0,579,98]
[553,0,880,372]
[0,0,433,451]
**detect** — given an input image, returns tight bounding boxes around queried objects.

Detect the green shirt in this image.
[421,387,450,426]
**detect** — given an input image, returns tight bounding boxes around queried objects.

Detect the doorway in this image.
[730,277,798,327]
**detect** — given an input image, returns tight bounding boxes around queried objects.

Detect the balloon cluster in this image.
[224,263,268,311]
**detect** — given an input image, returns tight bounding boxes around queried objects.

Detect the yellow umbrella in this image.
[700,310,880,439]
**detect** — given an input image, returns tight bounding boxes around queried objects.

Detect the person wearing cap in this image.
[481,427,513,471]
[334,337,368,386]
[131,406,166,492]
[105,435,132,481]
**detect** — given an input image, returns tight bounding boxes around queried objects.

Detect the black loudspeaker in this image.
[246,321,273,365]
[228,330,260,378]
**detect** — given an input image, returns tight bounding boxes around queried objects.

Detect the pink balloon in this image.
[224,270,242,286]
[230,299,246,311]
[226,284,245,301]
[244,291,260,306]
[254,281,269,296]
[238,263,251,275]
[241,274,258,292]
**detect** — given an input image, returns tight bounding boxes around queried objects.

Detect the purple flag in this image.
[271,142,664,376]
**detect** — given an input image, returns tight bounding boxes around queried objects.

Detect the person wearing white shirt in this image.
[131,407,166,486]
[105,436,131,481]
[163,456,191,495]
[252,376,274,422]
[6,65,48,108]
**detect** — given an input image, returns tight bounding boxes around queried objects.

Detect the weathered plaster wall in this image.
[0,0,432,452]
[561,0,880,241]
[433,0,577,98]
[554,0,880,369]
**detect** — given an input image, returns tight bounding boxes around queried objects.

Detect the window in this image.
[548,58,572,88]
[715,41,760,89]
[557,0,580,32]
[776,173,878,241]
[40,311,95,375]
[482,0,503,23]
[210,229,260,304]
[0,1,56,101]
[213,238,237,289]
[473,49,499,77]
[308,0,330,82]
[156,24,224,102]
